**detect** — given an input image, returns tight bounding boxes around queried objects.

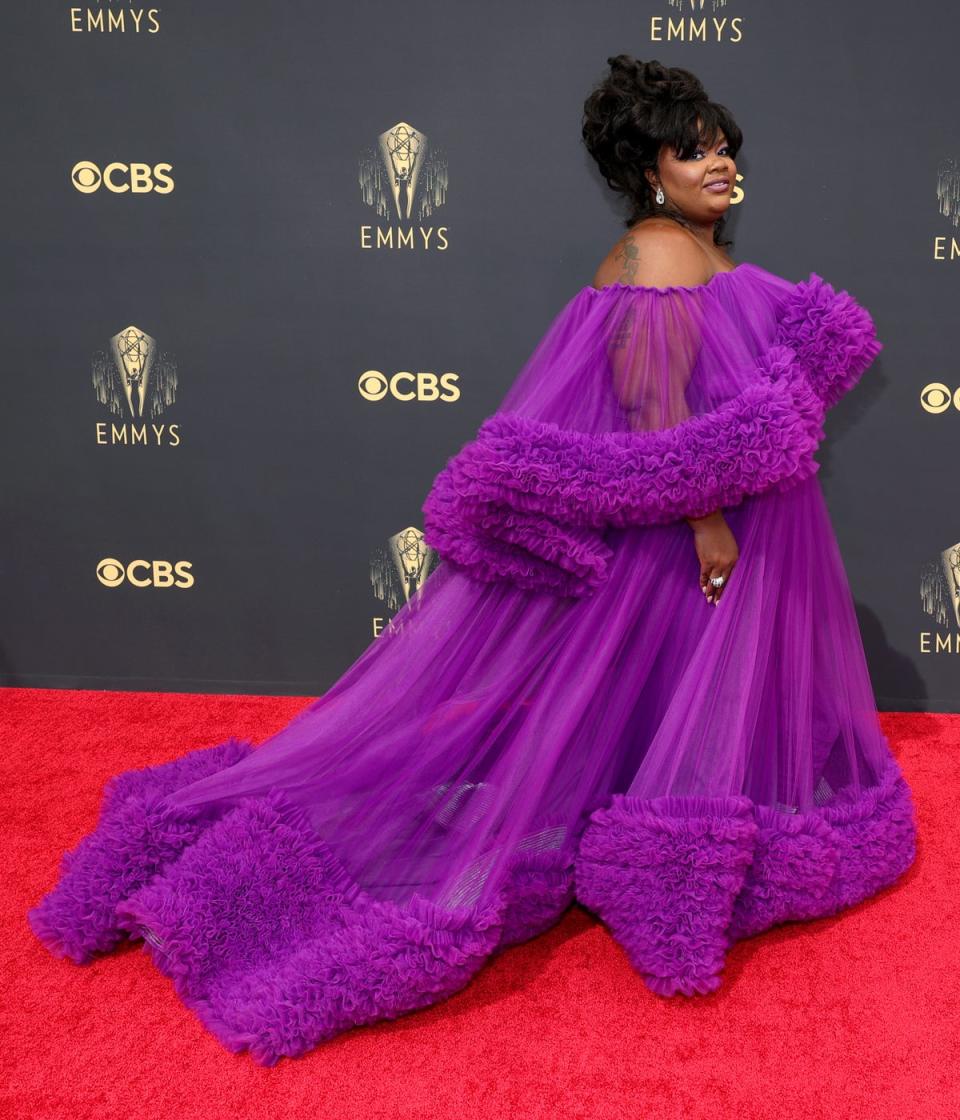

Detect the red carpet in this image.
[4,687,956,1119]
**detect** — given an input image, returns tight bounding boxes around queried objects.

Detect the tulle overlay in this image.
[421,269,881,597]
[28,262,917,1064]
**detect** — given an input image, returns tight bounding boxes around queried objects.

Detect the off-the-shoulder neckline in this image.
[584,261,750,296]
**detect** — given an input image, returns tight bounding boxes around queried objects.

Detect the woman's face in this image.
[647,126,736,223]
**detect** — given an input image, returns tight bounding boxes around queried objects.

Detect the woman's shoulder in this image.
[591,219,708,290]
[591,219,724,292]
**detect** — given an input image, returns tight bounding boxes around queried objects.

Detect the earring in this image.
[655,185,665,205]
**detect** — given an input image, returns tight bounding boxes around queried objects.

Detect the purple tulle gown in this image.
[28,261,918,1064]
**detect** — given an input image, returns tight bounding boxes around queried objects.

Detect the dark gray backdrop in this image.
[0,1,955,709]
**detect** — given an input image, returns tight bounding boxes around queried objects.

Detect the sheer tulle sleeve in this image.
[606,284,703,432]
[422,272,881,598]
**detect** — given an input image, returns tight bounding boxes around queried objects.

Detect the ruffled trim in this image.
[495,843,576,949]
[422,272,882,597]
[573,757,917,997]
[28,737,916,1056]
[422,463,614,598]
[116,826,573,1066]
[574,792,757,996]
[774,273,884,409]
[422,350,825,597]
[110,791,507,1065]
[26,737,255,964]
[27,740,576,1065]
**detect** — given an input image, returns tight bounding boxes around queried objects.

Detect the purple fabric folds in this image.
[574,754,916,997]
[421,272,882,598]
[773,273,884,408]
[28,262,917,1064]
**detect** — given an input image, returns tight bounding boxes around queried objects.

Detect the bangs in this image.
[668,102,741,160]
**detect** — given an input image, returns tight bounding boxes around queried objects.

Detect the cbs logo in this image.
[920,383,960,414]
[97,558,194,588]
[71,161,175,194]
[358,370,460,402]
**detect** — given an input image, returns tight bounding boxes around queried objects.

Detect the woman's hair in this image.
[582,56,742,247]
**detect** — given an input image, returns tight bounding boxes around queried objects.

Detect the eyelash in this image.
[693,145,732,159]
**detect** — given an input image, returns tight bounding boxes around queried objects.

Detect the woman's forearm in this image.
[685,510,724,529]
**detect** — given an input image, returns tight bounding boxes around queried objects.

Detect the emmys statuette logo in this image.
[934,157,960,261]
[97,557,195,589]
[71,161,174,194]
[69,3,162,34]
[92,325,182,446]
[359,121,449,250]
[920,542,960,651]
[651,0,743,44]
[357,368,461,403]
[370,526,440,635]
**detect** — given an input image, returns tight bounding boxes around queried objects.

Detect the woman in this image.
[28,57,918,1064]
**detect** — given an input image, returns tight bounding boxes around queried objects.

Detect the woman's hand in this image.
[685,510,738,606]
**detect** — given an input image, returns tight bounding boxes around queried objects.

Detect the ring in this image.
[710,575,725,588]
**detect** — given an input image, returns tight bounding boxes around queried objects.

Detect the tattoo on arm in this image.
[613,240,641,285]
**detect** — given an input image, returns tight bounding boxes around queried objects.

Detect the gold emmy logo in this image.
[357,369,461,403]
[936,158,960,228]
[71,161,174,194]
[920,543,960,650]
[96,558,195,588]
[359,121,449,250]
[370,526,440,634]
[652,0,743,43]
[934,158,960,261]
[92,325,181,446]
[69,4,162,34]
